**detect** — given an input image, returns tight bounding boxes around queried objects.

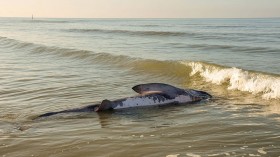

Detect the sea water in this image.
[0,18,280,156]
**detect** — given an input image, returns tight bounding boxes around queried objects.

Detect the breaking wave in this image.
[1,36,279,100]
[182,61,280,100]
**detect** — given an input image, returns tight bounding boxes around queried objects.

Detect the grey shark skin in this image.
[37,83,212,118]
[95,83,211,111]
[132,83,185,98]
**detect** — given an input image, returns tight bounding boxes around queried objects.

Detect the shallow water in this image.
[0,18,280,157]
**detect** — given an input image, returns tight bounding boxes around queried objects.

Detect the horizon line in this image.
[1,16,280,19]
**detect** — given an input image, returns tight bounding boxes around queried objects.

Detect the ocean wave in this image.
[0,36,133,65]
[66,29,186,37]
[182,61,280,100]
[65,28,279,41]
[1,36,279,100]
[26,19,70,23]
[188,44,280,53]
[206,25,247,28]
[124,24,163,27]
[132,59,280,100]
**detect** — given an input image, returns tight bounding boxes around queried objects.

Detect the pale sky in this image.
[0,0,280,18]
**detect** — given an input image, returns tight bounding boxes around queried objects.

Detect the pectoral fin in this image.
[95,99,113,112]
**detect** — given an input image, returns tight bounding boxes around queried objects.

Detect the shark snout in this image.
[190,90,212,99]
[197,90,212,99]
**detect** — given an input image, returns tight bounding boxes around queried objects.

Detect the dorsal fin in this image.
[132,83,185,98]
[95,99,113,112]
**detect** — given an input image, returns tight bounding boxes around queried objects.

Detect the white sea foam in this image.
[257,148,267,154]
[186,153,201,157]
[166,154,180,157]
[181,62,280,100]
[249,154,260,156]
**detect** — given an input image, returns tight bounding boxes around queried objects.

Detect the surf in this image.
[183,61,280,100]
[1,36,279,101]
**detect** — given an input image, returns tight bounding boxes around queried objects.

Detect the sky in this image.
[0,0,280,18]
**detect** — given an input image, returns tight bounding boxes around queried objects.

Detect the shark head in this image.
[188,89,212,100]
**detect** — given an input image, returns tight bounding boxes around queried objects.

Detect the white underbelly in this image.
[114,95,192,109]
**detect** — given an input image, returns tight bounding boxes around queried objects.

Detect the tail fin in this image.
[38,111,63,118]
[37,104,99,118]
